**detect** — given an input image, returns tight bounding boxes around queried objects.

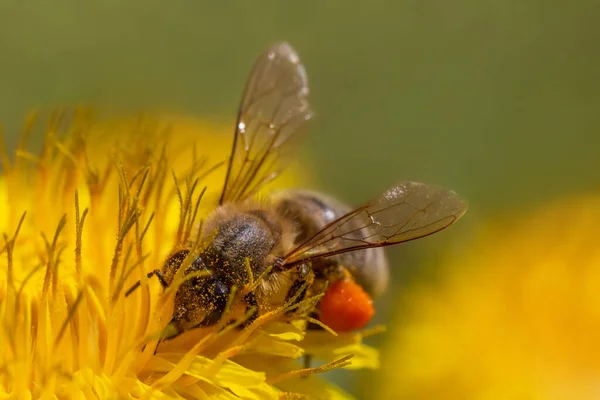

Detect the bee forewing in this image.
[283,181,467,266]
[219,42,312,204]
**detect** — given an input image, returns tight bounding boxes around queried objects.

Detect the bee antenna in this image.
[125,269,169,297]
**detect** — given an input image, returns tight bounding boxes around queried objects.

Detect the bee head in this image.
[166,255,231,336]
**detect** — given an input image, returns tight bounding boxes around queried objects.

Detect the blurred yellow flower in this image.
[0,110,377,399]
[377,194,600,400]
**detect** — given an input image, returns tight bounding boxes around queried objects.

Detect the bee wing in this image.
[219,42,312,205]
[282,181,467,267]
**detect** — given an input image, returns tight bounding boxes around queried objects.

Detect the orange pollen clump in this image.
[318,278,375,332]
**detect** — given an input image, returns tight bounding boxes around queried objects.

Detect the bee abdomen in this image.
[272,189,390,297]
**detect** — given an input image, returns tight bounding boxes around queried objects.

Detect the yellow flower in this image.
[0,110,378,399]
[377,193,600,400]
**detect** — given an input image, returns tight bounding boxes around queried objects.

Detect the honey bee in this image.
[126,42,467,336]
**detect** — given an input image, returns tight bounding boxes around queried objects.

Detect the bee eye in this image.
[318,278,374,332]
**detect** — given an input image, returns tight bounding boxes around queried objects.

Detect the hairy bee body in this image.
[169,190,390,333]
[169,200,296,332]
[200,201,294,288]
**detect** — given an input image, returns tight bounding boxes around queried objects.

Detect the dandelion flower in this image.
[0,110,379,399]
[377,193,600,400]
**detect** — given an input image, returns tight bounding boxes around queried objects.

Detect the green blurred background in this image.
[1,1,600,398]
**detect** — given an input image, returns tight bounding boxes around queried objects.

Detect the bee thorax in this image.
[201,204,290,287]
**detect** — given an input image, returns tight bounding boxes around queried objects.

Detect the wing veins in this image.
[219,42,311,205]
[236,127,282,199]
[281,181,467,268]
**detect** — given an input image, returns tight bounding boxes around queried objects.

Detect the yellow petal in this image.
[0,110,376,399]
[378,193,600,399]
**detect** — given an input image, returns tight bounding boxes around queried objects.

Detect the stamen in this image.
[41,214,67,296]
[304,317,338,337]
[0,110,380,397]
[3,211,27,288]
[74,191,88,280]
[266,354,354,384]
[53,287,85,350]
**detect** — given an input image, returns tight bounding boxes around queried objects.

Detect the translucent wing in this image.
[282,181,467,267]
[219,42,312,204]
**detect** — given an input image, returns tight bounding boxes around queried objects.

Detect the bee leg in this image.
[284,264,312,314]
[152,270,169,288]
[124,269,168,297]
[284,265,317,369]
